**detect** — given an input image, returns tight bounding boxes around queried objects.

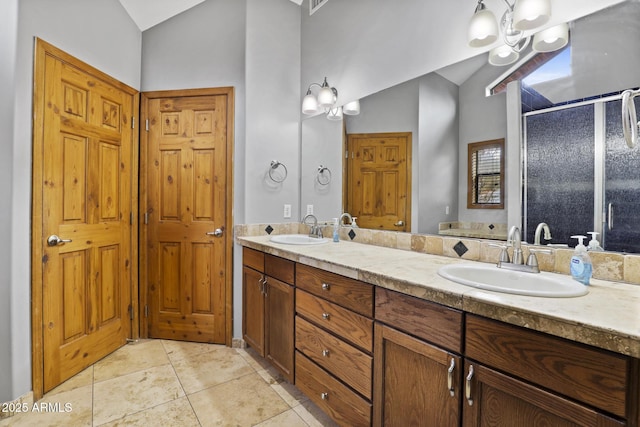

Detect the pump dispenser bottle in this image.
[332,218,339,242]
[587,232,604,251]
[570,235,592,285]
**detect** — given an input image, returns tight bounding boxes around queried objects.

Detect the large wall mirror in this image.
[300,1,640,253]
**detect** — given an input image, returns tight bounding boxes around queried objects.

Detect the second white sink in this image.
[270,234,329,245]
[438,263,588,298]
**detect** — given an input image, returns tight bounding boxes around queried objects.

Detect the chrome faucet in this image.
[489,226,551,273]
[302,214,323,238]
[339,212,353,226]
[534,222,552,245]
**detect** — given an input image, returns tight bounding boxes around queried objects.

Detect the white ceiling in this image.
[120,0,303,31]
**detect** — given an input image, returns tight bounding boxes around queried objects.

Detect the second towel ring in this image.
[316,165,332,185]
[269,160,288,183]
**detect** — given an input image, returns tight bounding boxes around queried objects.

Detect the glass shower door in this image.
[603,97,640,253]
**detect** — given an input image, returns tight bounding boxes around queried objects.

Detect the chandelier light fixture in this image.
[302,77,360,120]
[468,0,567,66]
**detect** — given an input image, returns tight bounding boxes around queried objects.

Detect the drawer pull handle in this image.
[447,358,455,397]
[322,349,330,357]
[322,312,330,320]
[320,392,329,400]
[465,365,474,406]
[321,283,330,290]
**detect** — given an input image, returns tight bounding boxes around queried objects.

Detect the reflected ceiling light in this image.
[513,0,551,31]
[326,107,343,121]
[302,77,338,115]
[342,100,360,115]
[488,44,520,66]
[532,23,569,52]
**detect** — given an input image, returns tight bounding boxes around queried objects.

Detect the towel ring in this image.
[269,160,288,183]
[316,165,332,185]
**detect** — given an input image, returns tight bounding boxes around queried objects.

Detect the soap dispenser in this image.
[587,232,604,251]
[570,235,592,285]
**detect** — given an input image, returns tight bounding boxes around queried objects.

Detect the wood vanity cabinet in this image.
[374,287,464,427]
[295,264,375,427]
[463,315,636,427]
[242,248,295,382]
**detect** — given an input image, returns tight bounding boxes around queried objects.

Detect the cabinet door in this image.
[462,361,625,427]
[374,323,461,427]
[265,276,294,382]
[242,266,265,356]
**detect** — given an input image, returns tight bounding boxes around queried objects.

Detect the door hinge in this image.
[128,304,134,320]
[144,305,149,317]
[145,119,149,132]
[144,212,149,225]
[131,116,135,129]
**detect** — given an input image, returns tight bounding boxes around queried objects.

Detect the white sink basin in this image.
[438,263,588,298]
[269,234,329,245]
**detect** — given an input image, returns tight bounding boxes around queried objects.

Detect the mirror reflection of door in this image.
[346,132,411,231]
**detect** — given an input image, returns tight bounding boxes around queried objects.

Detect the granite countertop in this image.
[237,235,640,358]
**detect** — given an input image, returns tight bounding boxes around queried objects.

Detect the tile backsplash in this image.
[235,223,640,286]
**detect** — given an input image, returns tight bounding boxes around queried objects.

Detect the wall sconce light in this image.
[302,77,338,115]
[468,0,565,66]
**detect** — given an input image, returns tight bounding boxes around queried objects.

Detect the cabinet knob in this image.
[322,349,330,357]
[322,312,330,320]
[321,283,330,290]
[320,392,329,400]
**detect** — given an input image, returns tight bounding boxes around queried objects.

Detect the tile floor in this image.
[1,340,338,427]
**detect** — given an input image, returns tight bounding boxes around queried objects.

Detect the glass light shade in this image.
[532,23,569,52]
[513,0,551,31]
[342,100,360,115]
[302,93,319,115]
[488,45,520,66]
[317,86,336,108]
[468,8,499,47]
[326,107,343,121]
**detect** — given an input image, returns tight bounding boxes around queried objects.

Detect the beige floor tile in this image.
[255,366,308,408]
[189,372,290,427]
[3,384,93,427]
[253,408,309,427]
[96,396,199,427]
[93,340,170,383]
[93,364,184,426]
[162,339,223,363]
[172,346,254,395]
[293,400,339,427]
[235,347,272,371]
[47,365,93,396]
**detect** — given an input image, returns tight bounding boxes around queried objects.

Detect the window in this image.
[467,139,504,209]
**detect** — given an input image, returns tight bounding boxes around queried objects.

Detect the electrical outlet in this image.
[284,204,292,218]
[306,204,314,215]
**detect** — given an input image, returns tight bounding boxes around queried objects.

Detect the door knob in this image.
[47,235,72,246]
[206,228,224,237]
[394,220,404,227]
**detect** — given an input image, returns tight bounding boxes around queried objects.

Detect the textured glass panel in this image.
[603,97,640,253]
[525,105,594,245]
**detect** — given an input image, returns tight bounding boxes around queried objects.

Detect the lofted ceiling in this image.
[119,0,303,31]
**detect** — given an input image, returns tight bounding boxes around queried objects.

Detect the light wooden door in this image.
[346,133,411,231]
[33,40,136,394]
[144,90,232,343]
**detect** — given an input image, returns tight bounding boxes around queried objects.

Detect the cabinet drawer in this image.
[375,287,463,354]
[243,247,264,272]
[265,254,295,285]
[296,316,372,399]
[296,289,373,352]
[296,264,373,317]
[296,351,371,427]
[465,315,631,418]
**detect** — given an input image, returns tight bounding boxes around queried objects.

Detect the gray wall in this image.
[7,0,141,402]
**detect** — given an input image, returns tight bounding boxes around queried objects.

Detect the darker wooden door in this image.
[34,39,136,393]
[346,132,411,231]
[144,89,232,343]
[265,276,294,382]
[243,265,265,355]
